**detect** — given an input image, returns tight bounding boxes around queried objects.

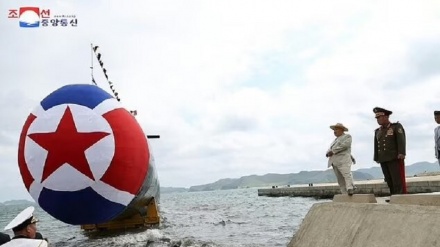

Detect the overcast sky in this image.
[1,0,440,202]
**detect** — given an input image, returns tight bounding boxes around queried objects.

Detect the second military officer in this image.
[373,107,406,195]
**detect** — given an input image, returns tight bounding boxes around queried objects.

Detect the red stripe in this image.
[19,7,39,16]
[100,109,149,194]
[18,114,37,190]
[399,159,407,194]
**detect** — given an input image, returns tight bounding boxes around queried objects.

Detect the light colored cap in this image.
[4,206,38,231]
[330,123,348,132]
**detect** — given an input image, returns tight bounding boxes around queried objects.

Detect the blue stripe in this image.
[38,187,126,225]
[41,84,113,111]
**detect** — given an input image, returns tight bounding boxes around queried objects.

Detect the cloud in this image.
[1,0,440,201]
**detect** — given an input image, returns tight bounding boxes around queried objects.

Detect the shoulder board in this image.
[391,122,405,134]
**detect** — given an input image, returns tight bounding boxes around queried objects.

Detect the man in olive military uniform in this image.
[373,107,406,194]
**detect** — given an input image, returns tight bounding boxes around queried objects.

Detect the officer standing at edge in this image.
[373,107,406,195]
[2,206,48,247]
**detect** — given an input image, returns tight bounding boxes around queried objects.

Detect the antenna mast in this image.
[89,44,159,139]
[91,43,97,85]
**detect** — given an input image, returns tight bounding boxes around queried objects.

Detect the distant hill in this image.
[354,166,384,178]
[189,161,440,192]
[161,187,188,194]
[188,170,373,192]
[355,161,439,178]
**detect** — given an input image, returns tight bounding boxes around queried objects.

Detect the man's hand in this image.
[397,154,405,159]
[326,151,334,157]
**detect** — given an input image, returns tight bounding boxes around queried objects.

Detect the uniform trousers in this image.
[332,163,354,194]
[380,159,403,195]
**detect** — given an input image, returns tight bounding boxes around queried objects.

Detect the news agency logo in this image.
[8,6,78,28]
[17,7,41,27]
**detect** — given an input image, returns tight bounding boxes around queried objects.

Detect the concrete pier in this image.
[288,194,440,247]
[258,175,440,198]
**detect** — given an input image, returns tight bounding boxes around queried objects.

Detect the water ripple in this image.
[0,188,328,246]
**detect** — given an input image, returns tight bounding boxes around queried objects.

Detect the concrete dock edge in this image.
[259,175,440,198]
[288,195,440,247]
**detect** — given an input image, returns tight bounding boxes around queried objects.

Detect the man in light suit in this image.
[326,123,355,195]
[435,111,440,166]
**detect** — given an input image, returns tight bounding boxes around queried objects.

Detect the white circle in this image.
[24,104,115,192]
[19,10,39,25]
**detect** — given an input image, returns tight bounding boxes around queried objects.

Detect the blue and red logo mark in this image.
[17,84,150,224]
[8,6,77,28]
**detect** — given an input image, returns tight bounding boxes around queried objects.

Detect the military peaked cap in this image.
[4,206,39,232]
[373,107,392,118]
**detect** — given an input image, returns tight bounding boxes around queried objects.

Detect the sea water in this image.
[0,188,328,247]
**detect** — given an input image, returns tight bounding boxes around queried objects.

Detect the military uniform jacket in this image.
[374,122,406,163]
[1,238,48,247]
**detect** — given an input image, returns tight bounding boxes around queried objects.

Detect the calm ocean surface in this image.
[0,188,329,247]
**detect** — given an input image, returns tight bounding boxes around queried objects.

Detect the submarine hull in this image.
[17,84,160,225]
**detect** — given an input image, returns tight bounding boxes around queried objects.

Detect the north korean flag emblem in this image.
[17,84,150,225]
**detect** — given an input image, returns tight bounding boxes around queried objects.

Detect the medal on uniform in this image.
[386,128,394,136]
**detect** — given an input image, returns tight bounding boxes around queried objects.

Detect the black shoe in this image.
[347,189,353,196]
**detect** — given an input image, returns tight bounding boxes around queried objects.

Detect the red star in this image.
[28,106,110,182]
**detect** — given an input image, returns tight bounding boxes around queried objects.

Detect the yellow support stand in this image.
[145,198,160,225]
[81,198,160,232]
